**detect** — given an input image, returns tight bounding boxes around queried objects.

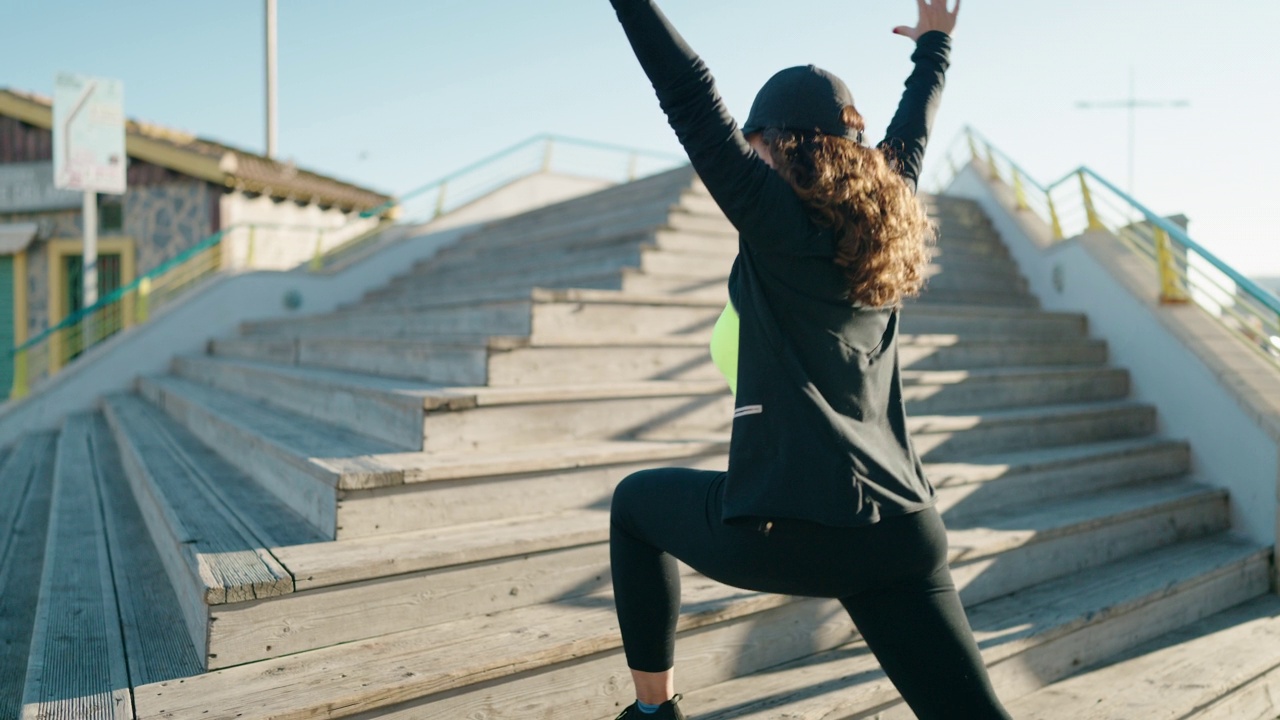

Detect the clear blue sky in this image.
[4,0,1278,273]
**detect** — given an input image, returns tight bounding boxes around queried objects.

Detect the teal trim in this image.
[1077,168,1280,316]
[14,229,226,356]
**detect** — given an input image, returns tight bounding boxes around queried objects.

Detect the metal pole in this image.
[1129,67,1136,198]
[266,0,279,159]
[82,191,98,308]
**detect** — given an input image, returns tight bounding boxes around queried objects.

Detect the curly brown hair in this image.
[761,106,934,308]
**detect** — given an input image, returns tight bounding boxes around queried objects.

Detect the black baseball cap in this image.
[741,65,864,144]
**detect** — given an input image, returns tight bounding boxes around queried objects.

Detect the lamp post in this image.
[266,0,278,159]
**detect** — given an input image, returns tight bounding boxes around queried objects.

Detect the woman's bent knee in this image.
[611,468,664,526]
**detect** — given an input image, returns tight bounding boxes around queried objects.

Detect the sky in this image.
[3,0,1278,273]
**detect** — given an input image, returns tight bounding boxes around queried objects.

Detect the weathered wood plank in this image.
[1006,594,1280,719]
[100,389,296,671]
[210,541,613,669]
[89,413,204,686]
[335,449,727,537]
[274,509,609,590]
[133,500,1253,720]
[21,415,131,719]
[106,393,323,548]
[133,572,802,720]
[0,433,57,720]
[138,374,344,535]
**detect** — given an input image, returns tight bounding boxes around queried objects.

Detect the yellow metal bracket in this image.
[1046,194,1065,240]
[1012,169,1029,211]
[1154,227,1190,304]
[1078,172,1107,232]
[10,349,27,400]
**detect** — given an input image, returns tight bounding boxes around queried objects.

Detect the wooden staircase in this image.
[1,165,1276,719]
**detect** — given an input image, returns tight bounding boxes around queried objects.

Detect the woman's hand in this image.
[892,0,959,40]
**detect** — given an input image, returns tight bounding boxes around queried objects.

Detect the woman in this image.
[606,1,1011,718]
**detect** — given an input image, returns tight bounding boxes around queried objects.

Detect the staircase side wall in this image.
[0,172,612,447]
[947,162,1280,567]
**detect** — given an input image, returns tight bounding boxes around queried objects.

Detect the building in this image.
[0,87,392,397]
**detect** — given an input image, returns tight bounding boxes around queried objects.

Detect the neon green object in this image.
[710,302,740,395]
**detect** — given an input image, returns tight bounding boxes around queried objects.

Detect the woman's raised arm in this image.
[879,0,959,193]
[609,0,780,232]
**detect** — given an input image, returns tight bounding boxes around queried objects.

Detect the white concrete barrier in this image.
[947,161,1280,566]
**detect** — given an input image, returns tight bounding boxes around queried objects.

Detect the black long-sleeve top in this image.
[610,0,952,527]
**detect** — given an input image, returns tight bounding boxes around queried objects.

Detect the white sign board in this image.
[53,73,126,194]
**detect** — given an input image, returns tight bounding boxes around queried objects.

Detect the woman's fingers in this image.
[895,0,959,41]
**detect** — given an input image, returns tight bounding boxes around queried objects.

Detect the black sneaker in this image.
[614,694,687,719]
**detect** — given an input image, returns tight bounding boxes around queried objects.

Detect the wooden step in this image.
[944,478,1228,606]
[435,198,677,258]
[137,372,389,537]
[931,437,1190,524]
[363,266,1041,324]
[899,333,1108,371]
[129,532,1265,720]
[910,401,1157,461]
[241,291,1089,344]
[1004,593,1280,719]
[361,269,627,310]
[164,356,1154,473]
[619,266,1034,300]
[0,433,57,720]
[658,400,1159,461]
[209,331,1108,388]
[664,209,735,235]
[335,440,728,537]
[189,474,1226,671]
[20,414,131,718]
[177,353,1130,455]
[172,355,440,451]
[648,229,738,256]
[681,536,1270,720]
[138,373,734,538]
[87,412,205,685]
[209,334,494,385]
[901,365,1129,414]
[102,393,325,669]
[443,166,696,247]
[913,286,1039,308]
[930,240,1013,261]
[404,234,649,285]
[172,355,735,453]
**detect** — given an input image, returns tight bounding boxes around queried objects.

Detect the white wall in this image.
[947,163,1280,549]
[0,172,615,446]
[219,194,381,270]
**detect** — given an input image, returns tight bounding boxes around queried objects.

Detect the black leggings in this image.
[610,467,1010,720]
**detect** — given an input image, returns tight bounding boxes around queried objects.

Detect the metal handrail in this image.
[935,126,1280,365]
[7,133,687,399]
[14,229,227,356]
[1075,166,1280,317]
[360,133,686,219]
